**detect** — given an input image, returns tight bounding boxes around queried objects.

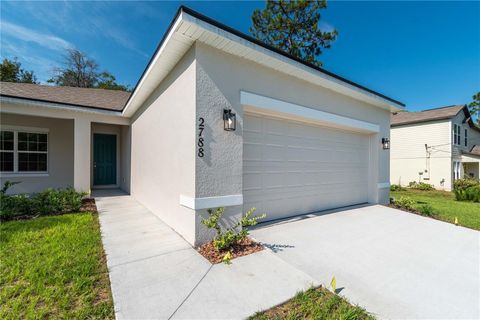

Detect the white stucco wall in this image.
[194,42,392,243]
[390,120,452,190]
[0,113,74,194]
[120,125,131,193]
[130,46,197,244]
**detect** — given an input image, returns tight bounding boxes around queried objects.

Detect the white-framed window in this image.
[453,124,461,145]
[465,129,468,147]
[0,128,48,173]
[453,161,461,180]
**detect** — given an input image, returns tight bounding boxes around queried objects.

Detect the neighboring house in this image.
[390,105,480,191]
[0,6,404,245]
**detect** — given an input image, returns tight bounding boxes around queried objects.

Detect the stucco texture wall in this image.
[194,42,391,243]
[0,113,74,194]
[130,46,197,244]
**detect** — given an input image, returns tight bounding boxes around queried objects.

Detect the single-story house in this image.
[0,6,404,245]
[390,105,480,190]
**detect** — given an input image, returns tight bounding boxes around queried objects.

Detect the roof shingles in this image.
[0,82,130,111]
[391,105,464,126]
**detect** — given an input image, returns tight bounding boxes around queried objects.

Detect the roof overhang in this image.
[1,96,129,125]
[123,6,404,117]
[462,153,480,162]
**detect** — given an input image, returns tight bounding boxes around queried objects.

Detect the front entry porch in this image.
[72,120,131,192]
[463,162,479,179]
[462,154,480,179]
[0,105,131,194]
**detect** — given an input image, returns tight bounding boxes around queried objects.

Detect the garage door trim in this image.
[240,91,380,134]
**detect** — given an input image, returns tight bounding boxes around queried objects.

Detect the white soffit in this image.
[241,91,380,134]
[123,10,404,117]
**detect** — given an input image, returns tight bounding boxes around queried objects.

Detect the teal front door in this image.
[93,134,117,185]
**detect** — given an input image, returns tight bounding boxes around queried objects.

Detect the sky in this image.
[1,1,479,111]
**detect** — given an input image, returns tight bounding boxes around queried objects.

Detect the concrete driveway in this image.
[251,204,480,319]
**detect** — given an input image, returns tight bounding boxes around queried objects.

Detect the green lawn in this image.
[391,189,480,230]
[250,286,373,320]
[0,213,114,319]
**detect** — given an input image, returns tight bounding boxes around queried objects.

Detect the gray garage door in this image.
[243,112,370,221]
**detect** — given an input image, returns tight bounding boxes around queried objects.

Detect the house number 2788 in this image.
[198,117,205,158]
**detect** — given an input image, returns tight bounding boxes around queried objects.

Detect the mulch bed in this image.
[80,198,98,213]
[196,237,264,264]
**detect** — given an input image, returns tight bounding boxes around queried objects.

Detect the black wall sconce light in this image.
[382,137,390,150]
[223,109,236,131]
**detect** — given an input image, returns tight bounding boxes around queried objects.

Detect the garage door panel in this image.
[243,113,370,221]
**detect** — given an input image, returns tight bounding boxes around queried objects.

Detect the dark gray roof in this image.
[0,82,131,111]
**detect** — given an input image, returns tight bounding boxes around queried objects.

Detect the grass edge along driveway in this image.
[250,286,374,320]
[0,212,114,319]
[391,189,480,230]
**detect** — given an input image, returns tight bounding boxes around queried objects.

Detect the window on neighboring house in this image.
[0,129,48,173]
[453,124,461,145]
[465,129,468,147]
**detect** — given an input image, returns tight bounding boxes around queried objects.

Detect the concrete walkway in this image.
[94,190,316,320]
[251,204,480,319]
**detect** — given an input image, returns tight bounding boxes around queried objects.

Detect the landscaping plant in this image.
[408,181,434,191]
[201,207,266,251]
[0,181,88,221]
[391,196,416,211]
[390,184,405,191]
[418,204,435,217]
[453,178,480,202]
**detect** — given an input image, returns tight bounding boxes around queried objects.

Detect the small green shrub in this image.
[392,196,416,211]
[390,184,405,191]
[453,178,480,202]
[201,207,266,251]
[418,204,435,217]
[0,181,87,221]
[408,181,434,191]
[464,185,480,202]
[0,194,32,220]
[453,178,479,191]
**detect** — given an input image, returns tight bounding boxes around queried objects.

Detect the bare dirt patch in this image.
[197,237,264,264]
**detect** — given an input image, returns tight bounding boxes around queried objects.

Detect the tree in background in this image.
[48,48,129,91]
[96,72,129,91]
[0,58,38,84]
[250,0,337,66]
[468,92,480,125]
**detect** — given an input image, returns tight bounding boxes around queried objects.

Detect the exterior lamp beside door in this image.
[382,137,390,150]
[223,109,236,131]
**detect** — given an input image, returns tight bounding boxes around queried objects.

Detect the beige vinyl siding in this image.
[391,120,452,190]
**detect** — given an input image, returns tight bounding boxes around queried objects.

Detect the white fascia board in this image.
[122,12,185,117]
[1,96,124,117]
[180,194,243,210]
[241,91,380,134]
